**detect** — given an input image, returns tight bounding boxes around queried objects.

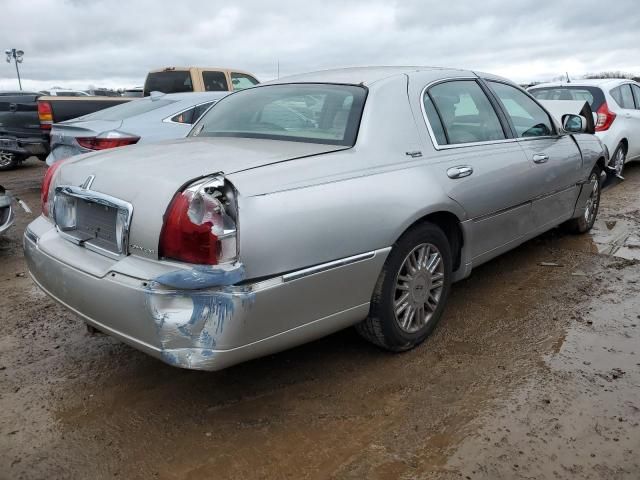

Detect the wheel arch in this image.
[619,138,628,152]
[395,210,464,272]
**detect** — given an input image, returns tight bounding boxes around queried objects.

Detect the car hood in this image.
[57,137,347,201]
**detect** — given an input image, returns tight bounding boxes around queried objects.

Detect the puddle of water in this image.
[443,260,640,479]
[589,217,640,260]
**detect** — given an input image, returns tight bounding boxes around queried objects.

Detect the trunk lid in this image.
[48,120,123,163]
[55,137,347,260]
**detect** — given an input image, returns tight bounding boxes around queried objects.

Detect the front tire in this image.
[0,151,19,171]
[566,167,601,234]
[357,222,453,351]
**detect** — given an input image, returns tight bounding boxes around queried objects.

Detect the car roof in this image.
[267,66,484,86]
[530,78,635,89]
[148,67,256,76]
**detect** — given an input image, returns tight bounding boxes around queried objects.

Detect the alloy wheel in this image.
[393,243,445,333]
[583,173,600,226]
[613,147,625,177]
[0,151,15,168]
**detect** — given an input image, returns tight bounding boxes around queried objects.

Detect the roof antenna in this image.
[566,72,571,83]
[277,59,280,79]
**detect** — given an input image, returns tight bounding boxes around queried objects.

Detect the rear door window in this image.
[231,73,259,91]
[144,71,193,96]
[425,80,505,145]
[611,85,635,109]
[170,108,195,124]
[632,85,640,109]
[422,94,447,145]
[192,101,215,121]
[202,71,229,91]
[171,102,216,124]
[488,81,554,137]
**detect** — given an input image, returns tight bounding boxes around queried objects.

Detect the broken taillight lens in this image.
[41,160,66,218]
[158,176,238,265]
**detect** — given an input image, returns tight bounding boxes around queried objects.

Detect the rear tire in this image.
[356,222,453,351]
[610,143,626,178]
[0,151,19,171]
[566,167,601,234]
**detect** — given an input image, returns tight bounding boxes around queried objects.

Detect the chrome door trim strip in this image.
[471,183,579,223]
[282,248,389,283]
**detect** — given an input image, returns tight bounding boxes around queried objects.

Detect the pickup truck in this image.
[38,95,130,132]
[37,67,259,135]
[0,91,50,170]
[143,67,259,95]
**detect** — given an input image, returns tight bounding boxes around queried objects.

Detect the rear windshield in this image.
[76,98,176,121]
[529,86,605,111]
[191,84,367,146]
[144,71,193,96]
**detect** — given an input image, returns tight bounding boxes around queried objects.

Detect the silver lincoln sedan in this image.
[24,67,606,371]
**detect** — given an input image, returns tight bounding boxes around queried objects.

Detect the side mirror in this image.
[562,114,587,133]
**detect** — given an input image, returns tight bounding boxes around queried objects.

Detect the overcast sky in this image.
[1,0,639,91]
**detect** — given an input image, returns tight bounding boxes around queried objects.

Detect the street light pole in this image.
[5,48,24,91]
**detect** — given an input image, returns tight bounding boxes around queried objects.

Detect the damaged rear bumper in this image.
[24,217,387,371]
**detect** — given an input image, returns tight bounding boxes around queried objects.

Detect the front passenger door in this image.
[485,80,583,230]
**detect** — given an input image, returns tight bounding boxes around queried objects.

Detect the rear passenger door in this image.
[485,80,583,230]
[412,76,538,262]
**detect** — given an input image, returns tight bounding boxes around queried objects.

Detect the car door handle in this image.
[532,153,549,164]
[447,165,473,179]
[9,103,17,112]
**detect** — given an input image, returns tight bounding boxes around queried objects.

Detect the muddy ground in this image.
[1,159,639,480]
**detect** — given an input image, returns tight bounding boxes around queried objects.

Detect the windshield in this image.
[75,98,176,121]
[190,84,367,146]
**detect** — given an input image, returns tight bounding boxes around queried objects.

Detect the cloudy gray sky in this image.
[1,0,639,91]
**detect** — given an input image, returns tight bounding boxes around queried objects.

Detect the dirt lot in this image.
[1,159,639,480]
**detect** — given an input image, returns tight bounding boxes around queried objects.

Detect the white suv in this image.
[529,79,640,178]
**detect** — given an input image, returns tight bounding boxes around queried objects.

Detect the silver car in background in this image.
[25,67,606,371]
[46,91,227,164]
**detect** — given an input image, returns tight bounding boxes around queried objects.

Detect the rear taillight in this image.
[41,160,65,217]
[37,101,53,131]
[76,135,140,150]
[595,102,616,132]
[159,176,238,265]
